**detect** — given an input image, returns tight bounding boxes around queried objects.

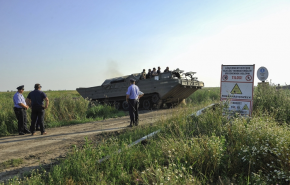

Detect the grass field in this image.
[0,88,218,136]
[3,85,290,184]
[0,90,126,136]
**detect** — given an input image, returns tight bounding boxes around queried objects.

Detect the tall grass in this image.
[186,87,220,105]
[5,101,290,184]
[4,85,290,184]
[0,91,125,136]
[253,83,290,123]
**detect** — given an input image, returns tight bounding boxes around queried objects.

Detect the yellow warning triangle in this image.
[243,104,249,110]
[230,83,242,94]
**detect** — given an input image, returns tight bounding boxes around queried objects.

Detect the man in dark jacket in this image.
[147,69,152,79]
[164,67,170,72]
[26,84,49,135]
[157,67,161,74]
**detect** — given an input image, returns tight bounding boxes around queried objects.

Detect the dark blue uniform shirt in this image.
[27,90,47,109]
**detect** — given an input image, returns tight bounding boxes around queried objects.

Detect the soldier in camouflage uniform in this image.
[140,69,146,80]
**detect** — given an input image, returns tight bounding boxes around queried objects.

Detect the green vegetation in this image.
[86,103,125,119]
[3,85,290,184]
[0,91,126,136]
[0,159,24,170]
[186,87,220,105]
[253,84,290,123]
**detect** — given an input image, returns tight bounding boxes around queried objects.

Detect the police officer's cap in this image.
[16,85,24,90]
[130,79,136,82]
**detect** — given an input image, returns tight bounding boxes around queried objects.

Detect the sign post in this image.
[220,65,255,116]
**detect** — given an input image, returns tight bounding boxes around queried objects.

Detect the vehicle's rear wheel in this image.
[122,101,129,111]
[143,100,151,110]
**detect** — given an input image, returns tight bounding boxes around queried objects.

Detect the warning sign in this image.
[221,82,253,100]
[221,65,255,116]
[230,84,242,94]
[243,104,249,110]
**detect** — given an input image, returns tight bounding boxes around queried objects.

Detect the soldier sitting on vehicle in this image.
[140,69,146,80]
[164,67,170,72]
[151,68,158,76]
[157,67,161,74]
[147,69,152,79]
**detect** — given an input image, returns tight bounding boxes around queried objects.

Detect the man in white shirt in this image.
[126,79,144,127]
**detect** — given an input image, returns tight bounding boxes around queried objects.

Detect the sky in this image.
[1,0,290,91]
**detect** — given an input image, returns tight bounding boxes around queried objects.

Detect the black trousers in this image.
[30,107,45,133]
[35,117,40,128]
[13,108,29,133]
[128,99,139,124]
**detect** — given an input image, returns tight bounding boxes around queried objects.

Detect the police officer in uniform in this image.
[126,79,144,127]
[13,85,31,135]
[26,84,49,135]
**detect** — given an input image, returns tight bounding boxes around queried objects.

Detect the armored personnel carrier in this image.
[76,68,204,110]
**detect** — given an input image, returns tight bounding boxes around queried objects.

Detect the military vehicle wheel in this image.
[122,101,129,111]
[152,94,160,104]
[114,101,121,110]
[143,100,151,110]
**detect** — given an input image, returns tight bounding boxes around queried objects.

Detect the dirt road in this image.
[0,109,174,182]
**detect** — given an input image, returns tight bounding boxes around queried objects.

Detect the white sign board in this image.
[221,65,255,116]
[221,83,253,100]
[257,66,269,82]
[223,100,253,116]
